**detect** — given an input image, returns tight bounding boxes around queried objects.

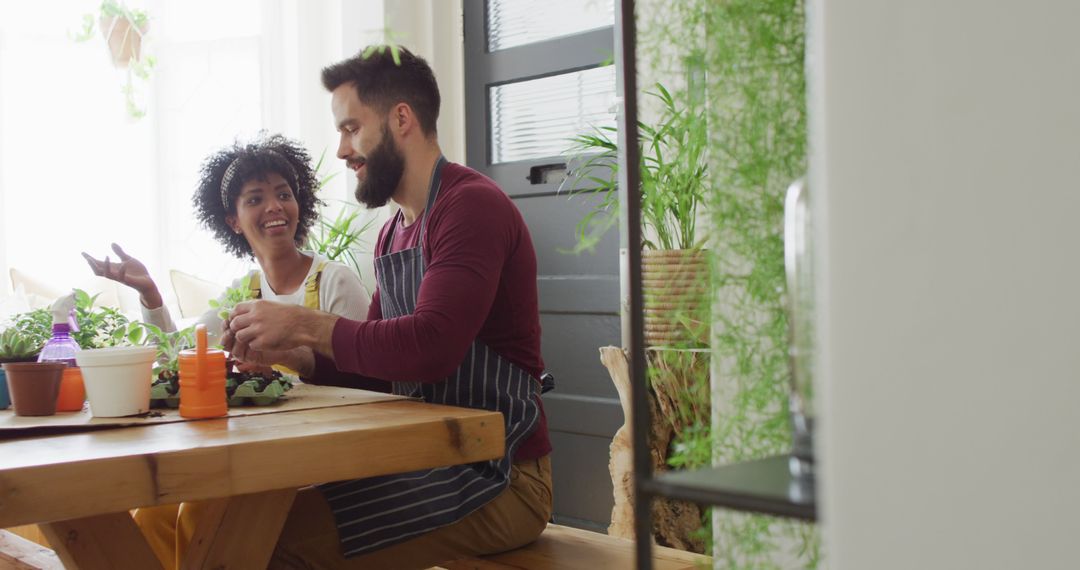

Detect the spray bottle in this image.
[37,293,81,366]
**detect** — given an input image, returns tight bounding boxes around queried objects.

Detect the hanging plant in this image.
[72,0,157,119]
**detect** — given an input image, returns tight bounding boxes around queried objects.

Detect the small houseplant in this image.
[134,322,292,408]
[0,328,44,364]
[7,290,133,352]
[208,275,256,321]
[72,289,134,349]
[0,327,47,410]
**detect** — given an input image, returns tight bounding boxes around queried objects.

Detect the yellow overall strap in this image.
[303,261,328,309]
[248,271,262,299]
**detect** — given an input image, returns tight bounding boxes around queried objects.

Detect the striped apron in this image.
[318,157,542,557]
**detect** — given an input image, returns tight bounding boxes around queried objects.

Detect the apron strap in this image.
[380,156,448,257]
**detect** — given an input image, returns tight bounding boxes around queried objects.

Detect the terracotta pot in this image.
[99,14,147,68]
[642,249,709,348]
[56,367,87,412]
[0,356,37,410]
[2,362,65,416]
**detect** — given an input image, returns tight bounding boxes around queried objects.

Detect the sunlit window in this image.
[489,65,617,164]
[0,0,268,315]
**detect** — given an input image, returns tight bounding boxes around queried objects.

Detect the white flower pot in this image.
[76,346,157,417]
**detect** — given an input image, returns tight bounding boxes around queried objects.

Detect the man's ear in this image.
[392,102,414,134]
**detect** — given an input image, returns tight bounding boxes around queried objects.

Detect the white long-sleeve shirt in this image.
[142,252,370,345]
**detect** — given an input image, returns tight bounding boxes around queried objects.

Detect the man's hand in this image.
[223,300,338,366]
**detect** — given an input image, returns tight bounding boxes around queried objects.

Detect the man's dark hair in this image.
[321,45,441,136]
[192,133,323,259]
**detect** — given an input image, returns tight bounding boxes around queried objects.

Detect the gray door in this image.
[463,0,621,532]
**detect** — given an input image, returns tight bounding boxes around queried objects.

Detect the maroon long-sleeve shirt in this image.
[310,162,551,461]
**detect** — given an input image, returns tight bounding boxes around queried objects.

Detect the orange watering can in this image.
[178,324,227,418]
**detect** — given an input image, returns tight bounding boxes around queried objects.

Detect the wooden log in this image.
[599,347,706,554]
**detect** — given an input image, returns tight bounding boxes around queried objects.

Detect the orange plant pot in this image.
[2,362,64,416]
[56,367,87,412]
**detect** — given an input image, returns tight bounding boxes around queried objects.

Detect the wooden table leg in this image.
[40,512,162,570]
[181,488,297,570]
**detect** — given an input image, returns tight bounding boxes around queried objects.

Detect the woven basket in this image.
[642,249,709,347]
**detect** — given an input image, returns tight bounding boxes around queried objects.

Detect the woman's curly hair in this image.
[192,133,323,259]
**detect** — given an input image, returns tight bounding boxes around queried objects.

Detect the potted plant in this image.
[72,0,156,119]
[136,320,292,408]
[0,327,47,410]
[563,82,709,348]
[71,289,135,349]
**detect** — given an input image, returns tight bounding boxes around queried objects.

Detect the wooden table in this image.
[0,400,504,569]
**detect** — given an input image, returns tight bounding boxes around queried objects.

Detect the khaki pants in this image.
[134,455,552,570]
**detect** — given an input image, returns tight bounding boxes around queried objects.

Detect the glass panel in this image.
[490,65,616,164]
[487,0,613,51]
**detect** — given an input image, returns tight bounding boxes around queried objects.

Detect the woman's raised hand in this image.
[82,243,163,309]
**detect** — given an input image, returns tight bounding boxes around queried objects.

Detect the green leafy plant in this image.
[128,322,196,378]
[0,327,44,362]
[562,82,707,253]
[630,0,817,566]
[8,308,51,353]
[72,289,133,349]
[72,0,156,119]
[208,275,256,321]
[361,36,404,65]
[2,290,132,357]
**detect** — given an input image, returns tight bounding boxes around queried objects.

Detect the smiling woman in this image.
[83,133,371,348]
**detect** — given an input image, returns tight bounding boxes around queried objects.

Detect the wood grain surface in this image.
[0,401,504,528]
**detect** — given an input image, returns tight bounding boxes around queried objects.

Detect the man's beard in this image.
[355,125,405,209]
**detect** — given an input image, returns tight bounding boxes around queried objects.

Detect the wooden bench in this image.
[441,524,710,570]
[0,530,62,570]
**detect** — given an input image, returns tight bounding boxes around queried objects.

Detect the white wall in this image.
[811,1,1080,568]
[381,0,466,164]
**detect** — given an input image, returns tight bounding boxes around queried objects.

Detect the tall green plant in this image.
[637,0,820,567]
[563,82,707,253]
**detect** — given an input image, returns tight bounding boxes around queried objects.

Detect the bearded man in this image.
[223,45,553,570]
